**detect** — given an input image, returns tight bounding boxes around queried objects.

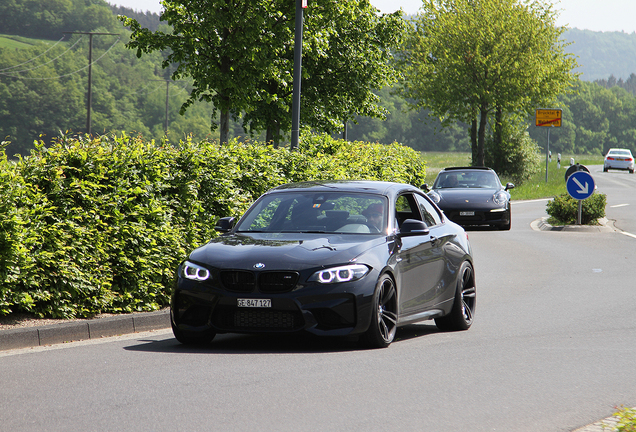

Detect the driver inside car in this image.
[362,203,384,232]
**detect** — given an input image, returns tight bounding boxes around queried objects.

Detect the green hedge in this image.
[0,133,426,318]
[546,192,607,225]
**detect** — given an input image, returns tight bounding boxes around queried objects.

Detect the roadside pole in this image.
[535,109,562,183]
[290,0,308,150]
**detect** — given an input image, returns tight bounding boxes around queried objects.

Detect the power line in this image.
[64,31,119,135]
[0,36,85,77]
[0,35,69,72]
[0,36,120,80]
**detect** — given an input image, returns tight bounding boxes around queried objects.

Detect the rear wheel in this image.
[361,274,398,348]
[435,261,476,331]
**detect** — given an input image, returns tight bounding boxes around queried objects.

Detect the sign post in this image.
[536,109,562,183]
[566,169,595,225]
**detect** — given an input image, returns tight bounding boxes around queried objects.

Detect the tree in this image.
[397,0,578,166]
[243,0,406,144]
[119,0,405,145]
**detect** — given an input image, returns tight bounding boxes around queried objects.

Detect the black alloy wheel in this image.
[362,274,398,348]
[435,261,476,331]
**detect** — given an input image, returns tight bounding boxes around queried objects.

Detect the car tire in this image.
[361,274,398,348]
[603,166,608,172]
[497,210,512,230]
[435,261,476,332]
[171,320,216,345]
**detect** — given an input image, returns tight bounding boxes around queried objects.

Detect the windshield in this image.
[433,171,500,189]
[235,191,388,234]
[608,150,632,157]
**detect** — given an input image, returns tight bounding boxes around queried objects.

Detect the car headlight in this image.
[428,190,441,204]
[309,264,370,284]
[181,261,211,281]
[493,191,508,206]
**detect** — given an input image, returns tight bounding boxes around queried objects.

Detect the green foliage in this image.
[485,118,542,185]
[609,406,636,432]
[528,80,636,156]
[0,133,426,318]
[397,0,578,166]
[347,87,472,152]
[120,0,406,143]
[0,0,119,39]
[545,192,606,225]
[566,28,636,82]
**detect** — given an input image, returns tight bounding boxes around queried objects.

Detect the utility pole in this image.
[150,79,185,132]
[64,32,118,135]
[290,0,308,150]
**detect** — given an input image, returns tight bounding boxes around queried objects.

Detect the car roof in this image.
[268,180,419,197]
[439,166,495,173]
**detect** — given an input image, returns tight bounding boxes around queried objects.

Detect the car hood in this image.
[188,233,387,271]
[435,188,502,208]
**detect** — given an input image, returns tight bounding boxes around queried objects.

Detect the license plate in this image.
[460,211,475,216]
[237,298,271,308]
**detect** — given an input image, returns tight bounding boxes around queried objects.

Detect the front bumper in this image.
[171,273,378,337]
[442,207,510,227]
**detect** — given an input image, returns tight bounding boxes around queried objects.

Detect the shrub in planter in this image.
[546,192,606,225]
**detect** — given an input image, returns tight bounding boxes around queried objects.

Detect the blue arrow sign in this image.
[566,170,595,200]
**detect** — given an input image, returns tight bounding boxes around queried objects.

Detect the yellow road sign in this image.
[536,109,562,127]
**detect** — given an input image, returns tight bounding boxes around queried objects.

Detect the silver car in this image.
[603,148,634,173]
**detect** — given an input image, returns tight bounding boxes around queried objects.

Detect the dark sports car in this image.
[171,180,475,348]
[425,167,514,230]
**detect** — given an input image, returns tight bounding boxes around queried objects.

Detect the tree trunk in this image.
[266,122,279,148]
[471,116,477,166]
[219,110,229,144]
[476,105,488,167]
[494,106,503,151]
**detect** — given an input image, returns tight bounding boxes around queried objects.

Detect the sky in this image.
[111,0,636,33]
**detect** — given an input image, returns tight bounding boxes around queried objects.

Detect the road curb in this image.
[531,217,615,232]
[0,309,170,351]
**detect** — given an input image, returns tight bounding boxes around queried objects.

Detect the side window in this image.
[415,193,442,227]
[395,193,421,227]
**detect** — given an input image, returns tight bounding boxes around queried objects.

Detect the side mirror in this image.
[214,216,235,233]
[399,219,430,236]
[505,182,515,191]
[421,183,431,192]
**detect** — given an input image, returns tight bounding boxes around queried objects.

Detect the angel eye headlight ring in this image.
[182,261,211,281]
[310,264,370,284]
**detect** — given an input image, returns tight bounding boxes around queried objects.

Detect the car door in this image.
[394,192,446,318]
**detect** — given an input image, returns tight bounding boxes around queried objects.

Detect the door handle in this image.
[430,235,438,245]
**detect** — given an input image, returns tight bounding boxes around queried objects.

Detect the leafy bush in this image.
[485,118,542,185]
[614,406,636,432]
[545,192,606,225]
[0,133,426,318]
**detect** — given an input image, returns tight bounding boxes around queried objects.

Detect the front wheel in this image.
[435,261,476,331]
[361,274,398,348]
[171,320,216,346]
[497,209,512,231]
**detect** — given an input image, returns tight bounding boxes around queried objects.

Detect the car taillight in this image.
[627,157,633,161]
[607,157,615,160]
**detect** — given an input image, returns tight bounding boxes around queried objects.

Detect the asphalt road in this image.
[1,166,634,432]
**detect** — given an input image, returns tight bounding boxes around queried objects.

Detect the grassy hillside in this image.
[0,34,63,49]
